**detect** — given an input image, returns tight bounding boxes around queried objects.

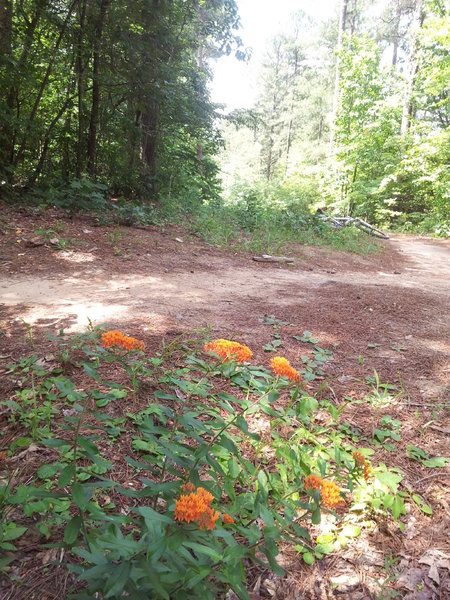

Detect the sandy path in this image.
[0,235,448,334]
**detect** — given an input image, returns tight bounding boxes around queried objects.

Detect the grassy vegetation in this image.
[187,202,384,256]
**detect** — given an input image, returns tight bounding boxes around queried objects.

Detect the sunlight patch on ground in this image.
[314,332,341,346]
[417,337,450,354]
[15,302,130,332]
[56,251,95,263]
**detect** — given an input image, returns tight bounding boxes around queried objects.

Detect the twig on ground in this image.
[415,472,450,486]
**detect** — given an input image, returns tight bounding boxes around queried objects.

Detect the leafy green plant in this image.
[373,416,402,451]
[406,445,450,469]
[49,179,108,214]
[262,333,283,352]
[353,464,406,521]
[0,327,421,599]
[0,477,28,571]
[293,331,318,344]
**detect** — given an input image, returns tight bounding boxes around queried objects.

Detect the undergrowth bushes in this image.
[182,178,384,254]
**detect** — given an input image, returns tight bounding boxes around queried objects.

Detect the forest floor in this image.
[0,204,449,599]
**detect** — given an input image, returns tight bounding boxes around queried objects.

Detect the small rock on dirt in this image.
[25,236,45,247]
[329,574,360,592]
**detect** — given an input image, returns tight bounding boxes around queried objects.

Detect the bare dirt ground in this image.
[0,204,449,599]
[1,208,449,404]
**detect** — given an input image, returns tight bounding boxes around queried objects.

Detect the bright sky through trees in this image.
[210,0,338,110]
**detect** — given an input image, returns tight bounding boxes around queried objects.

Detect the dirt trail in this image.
[1,228,449,402]
[1,235,448,331]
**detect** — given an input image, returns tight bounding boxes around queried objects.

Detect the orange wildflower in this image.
[174,487,219,531]
[181,481,196,493]
[204,339,253,363]
[102,330,145,352]
[353,450,372,481]
[304,474,323,491]
[223,513,234,525]
[270,356,302,383]
[353,451,365,467]
[363,463,372,481]
[198,506,220,530]
[321,481,341,509]
[196,486,214,506]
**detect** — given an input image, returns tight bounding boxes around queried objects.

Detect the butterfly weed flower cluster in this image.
[204,339,253,363]
[353,450,373,481]
[204,339,304,387]
[305,475,342,509]
[270,356,302,383]
[102,330,145,352]
[174,485,220,530]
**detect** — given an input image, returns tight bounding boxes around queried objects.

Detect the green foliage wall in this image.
[218,3,449,235]
[0,0,241,204]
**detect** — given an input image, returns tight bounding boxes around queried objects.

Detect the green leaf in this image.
[303,552,315,565]
[137,506,173,527]
[235,415,249,434]
[58,464,76,488]
[37,463,60,479]
[339,524,361,538]
[64,515,82,545]
[296,396,318,418]
[263,339,283,352]
[82,362,99,381]
[2,525,27,541]
[104,562,131,598]
[407,445,429,461]
[0,556,14,571]
[391,496,406,520]
[376,470,402,492]
[315,542,334,555]
[311,507,321,524]
[184,541,222,562]
[257,470,269,496]
[422,457,449,468]
[420,503,433,515]
[228,458,241,478]
[41,438,70,448]
[53,377,76,396]
[72,482,90,510]
[77,436,99,457]
[259,505,275,527]
[293,331,318,344]
[316,534,334,545]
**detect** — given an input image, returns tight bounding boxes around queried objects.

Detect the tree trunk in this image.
[196,5,205,177]
[400,0,424,135]
[196,43,204,176]
[140,0,160,192]
[329,0,349,153]
[28,93,75,186]
[285,46,299,175]
[76,0,87,177]
[0,0,12,56]
[141,102,159,185]
[0,0,13,177]
[87,0,109,178]
[391,1,402,68]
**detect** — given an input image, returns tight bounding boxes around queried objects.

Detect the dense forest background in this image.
[0,0,448,236]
